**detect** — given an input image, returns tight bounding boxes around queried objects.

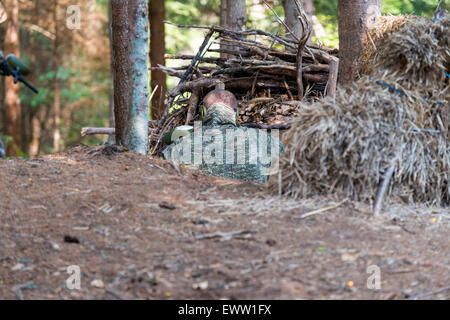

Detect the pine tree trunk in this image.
[4,0,21,156]
[111,0,149,154]
[338,0,380,84]
[149,0,166,120]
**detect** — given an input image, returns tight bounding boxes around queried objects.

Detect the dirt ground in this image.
[0,145,448,300]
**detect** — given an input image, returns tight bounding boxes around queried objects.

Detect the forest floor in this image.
[0,145,449,300]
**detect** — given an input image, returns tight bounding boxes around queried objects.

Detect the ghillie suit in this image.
[163,103,284,183]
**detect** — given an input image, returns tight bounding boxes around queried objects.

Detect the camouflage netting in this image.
[269,15,449,206]
[163,123,284,183]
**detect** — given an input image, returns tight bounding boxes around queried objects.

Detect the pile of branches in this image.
[151,2,339,154]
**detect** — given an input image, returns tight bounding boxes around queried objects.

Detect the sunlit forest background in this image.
[0,0,439,157]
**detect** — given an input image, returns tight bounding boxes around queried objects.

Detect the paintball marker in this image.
[0,50,38,94]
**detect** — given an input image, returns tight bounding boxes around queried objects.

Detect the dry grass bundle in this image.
[363,15,449,95]
[361,15,412,74]
[271,15,449,207]
[269,77,449,206]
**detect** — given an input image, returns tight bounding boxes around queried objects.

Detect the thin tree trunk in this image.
[220,0,228,58]
[220,0,228,27]
[338,0,380,84]
[108,1,115,144]
[228,0,247,31]
[29,115,41,156]
[149,0,166,120]
[4,0,21,156]
[283,0,313,43]
[52,0,61,153]
[111,0,149,154]
[223,0,246,54]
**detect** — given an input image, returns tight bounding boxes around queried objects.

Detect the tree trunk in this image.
[227,0,247,31]
[4,0,21,156]
[221,0,246,55]
[220,0,228,58]
[220,0,228,27]
[107,1,115,144]
[52,0,61,153]
[29,115,41,157]
[149,0,166,120]
[283,0,313,43]
[111,0,149,154]
[338,0,380,84]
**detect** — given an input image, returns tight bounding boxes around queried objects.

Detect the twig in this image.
[195,230,256,241]
[374,150,401,216]
[12,282,36,300]
[149,84,159,103]
[81,120,158,137]
[262,0,300,43]
[81,127,115,136]
[293,0,312,100]
[180,30,214,84]
[241,122,291,130]
[157,30,213,133]
[185,88,200,125]
[409,285,450,300]
[106,289,123,300]
[283,77,294,100]
[164,21,299,49]
[325,57,339,97]
[300,198,349,219]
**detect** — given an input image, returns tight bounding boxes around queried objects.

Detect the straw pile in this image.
[270,15,449,207]
[361,14,412,75]
[363,14,449,96]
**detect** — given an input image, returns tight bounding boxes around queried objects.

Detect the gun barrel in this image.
[20,77,38,94]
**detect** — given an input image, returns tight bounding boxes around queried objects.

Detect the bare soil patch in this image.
[0,145,448,300]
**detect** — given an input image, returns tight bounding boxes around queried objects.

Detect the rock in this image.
[90,279,105,288]
[11,263,25,271]
[159,201,176,210]
[192,281,208,290]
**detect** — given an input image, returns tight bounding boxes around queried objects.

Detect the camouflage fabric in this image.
[163,103,284,183]
[0,138,5,158]
[203,102,237,126]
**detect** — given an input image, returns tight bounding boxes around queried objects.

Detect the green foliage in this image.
[310,0,441,48]
[382,0,439,16]
[29,88,49,108]
[12,0,444,157]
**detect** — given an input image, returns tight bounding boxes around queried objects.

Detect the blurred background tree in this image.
[0,0,444,157]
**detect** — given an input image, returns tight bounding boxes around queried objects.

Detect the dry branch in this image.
[151,21,339,154]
